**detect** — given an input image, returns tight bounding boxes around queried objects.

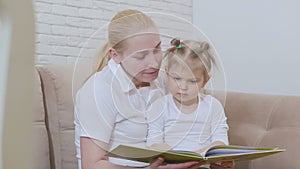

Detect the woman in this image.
[74,9,205,169]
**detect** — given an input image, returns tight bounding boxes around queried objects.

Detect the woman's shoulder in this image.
[85,69,112,87]
[77,69,113,98]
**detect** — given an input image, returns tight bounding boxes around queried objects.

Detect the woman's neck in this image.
[132,78,150,89]
[120,64,150,89]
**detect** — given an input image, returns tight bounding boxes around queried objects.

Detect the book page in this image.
[206,148,275,157]
[168,150,202,157]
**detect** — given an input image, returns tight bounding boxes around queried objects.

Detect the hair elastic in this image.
[176,44,182,49]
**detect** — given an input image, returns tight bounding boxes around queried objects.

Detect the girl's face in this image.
[114,30,162,86]
[167,60,208,106]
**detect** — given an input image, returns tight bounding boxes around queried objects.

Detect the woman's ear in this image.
[109,48,122,64]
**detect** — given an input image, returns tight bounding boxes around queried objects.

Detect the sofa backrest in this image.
[217,92,300,169]
[37,63,91,169]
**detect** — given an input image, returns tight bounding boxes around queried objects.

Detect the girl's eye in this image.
[189,79,198,83]
[173,77,181,81]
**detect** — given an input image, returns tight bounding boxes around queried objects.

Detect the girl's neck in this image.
[173,96,199,114]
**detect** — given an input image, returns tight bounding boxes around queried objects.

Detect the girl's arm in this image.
[195,141,234,169]
[195,96,234,168]
[80,137,205,169]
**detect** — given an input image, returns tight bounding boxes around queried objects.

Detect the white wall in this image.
[193,0,300,95]
[34,0,193,65]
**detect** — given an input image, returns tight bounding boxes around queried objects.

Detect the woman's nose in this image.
[148,52,162,68]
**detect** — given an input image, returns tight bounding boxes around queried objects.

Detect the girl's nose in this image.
[178,81,188,90]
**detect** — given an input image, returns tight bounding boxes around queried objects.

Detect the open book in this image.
[106,144,284,164]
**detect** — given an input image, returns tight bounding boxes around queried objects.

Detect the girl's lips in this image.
[177,93,188,97]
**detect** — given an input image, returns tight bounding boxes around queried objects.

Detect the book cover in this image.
[106,144,284,164]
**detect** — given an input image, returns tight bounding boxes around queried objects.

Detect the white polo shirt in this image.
[74,59,164,168]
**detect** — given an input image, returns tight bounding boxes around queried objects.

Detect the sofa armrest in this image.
[37,63,91,169]
[33,68,51,169]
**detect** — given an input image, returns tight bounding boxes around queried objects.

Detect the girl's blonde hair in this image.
[93,9,158,73]
[164,38,217,80]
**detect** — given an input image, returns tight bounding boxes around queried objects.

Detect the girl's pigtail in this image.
[199,41,218,71]
[170,38,181,47]
[199,41,210,52]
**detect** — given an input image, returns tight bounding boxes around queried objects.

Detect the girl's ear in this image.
[204,76,211,85]
[109,48,122,64]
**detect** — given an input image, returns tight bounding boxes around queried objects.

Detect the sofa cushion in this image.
[37,63,91,169]
[33,69,51,169]
[223,92,300,169]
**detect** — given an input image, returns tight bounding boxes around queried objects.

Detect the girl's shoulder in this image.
[200,94,224,107]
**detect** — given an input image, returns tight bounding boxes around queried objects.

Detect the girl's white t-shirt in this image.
[146,94,229,150]
[74,60,164,168]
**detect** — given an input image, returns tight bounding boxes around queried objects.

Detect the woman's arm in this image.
[80,137,205,169]
[80,137,120,169]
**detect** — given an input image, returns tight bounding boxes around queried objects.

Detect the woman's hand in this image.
[147,157,206,169]
[210,160,235,169]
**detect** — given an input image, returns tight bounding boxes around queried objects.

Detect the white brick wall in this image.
[34,0,193,65]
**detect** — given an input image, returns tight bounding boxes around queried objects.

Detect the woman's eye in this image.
[173,77,181,81]
[134,54,146,60]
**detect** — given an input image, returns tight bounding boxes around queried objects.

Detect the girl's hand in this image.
[210,160,235,169]
[147,157,206,169]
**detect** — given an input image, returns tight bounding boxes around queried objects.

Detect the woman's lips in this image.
[144,70,159,76]
[144,69,158,74]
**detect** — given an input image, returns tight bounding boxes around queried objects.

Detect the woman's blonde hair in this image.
[164,38,217,80]
[93,9,158,73]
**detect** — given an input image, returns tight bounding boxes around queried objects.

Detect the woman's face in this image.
[116,31,162,85]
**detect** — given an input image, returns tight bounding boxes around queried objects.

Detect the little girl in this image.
[146,38,233,168]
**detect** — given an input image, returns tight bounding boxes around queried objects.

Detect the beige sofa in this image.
[33,63,300,169]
